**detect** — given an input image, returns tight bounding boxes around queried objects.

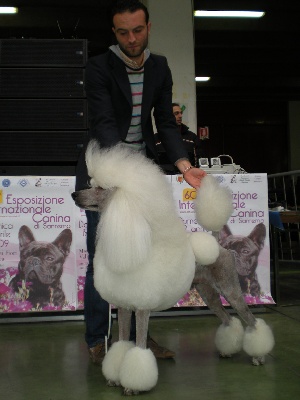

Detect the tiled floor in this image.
[1,304,300,400]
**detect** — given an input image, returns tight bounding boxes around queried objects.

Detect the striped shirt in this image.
[124,67,145,151]
[109,45,150,153]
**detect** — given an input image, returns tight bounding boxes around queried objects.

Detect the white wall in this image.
[145,0,197,132]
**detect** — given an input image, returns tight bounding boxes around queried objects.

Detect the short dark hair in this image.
[172,102,180,108]
[111,0,149,27]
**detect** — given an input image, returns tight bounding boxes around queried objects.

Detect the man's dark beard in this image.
[120,42,147,60]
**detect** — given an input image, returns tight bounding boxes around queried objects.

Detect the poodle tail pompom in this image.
[188,232,219,265]
[195,175,233,232]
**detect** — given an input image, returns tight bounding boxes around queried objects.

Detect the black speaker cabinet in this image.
[0,99,87,130]
[0,39,87,67]
[0,68,85,98]
[0,131,86,163]
[0,39,88,168]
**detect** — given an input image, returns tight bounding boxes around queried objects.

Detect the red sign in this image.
[198,126,209,140]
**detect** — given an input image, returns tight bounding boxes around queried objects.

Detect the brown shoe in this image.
[88,341,110,365]
[147,337,175,359]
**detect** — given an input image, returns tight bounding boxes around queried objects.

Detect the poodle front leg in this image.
[118,307,132,341]
[135,309,150,349]
[102,307,134,388]
[120,310,158,395]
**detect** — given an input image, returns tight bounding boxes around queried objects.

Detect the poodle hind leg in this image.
[102,308,134,387]
[217,258,275,365]
[194,279,244,357]
[243,318,275,366]
[120,310,158,395]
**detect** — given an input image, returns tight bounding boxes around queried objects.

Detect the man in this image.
[75,0,206,365]
[156,103,203,173]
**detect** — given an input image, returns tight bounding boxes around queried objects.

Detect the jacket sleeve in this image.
[194,133,203,159]
[85,56,122,148]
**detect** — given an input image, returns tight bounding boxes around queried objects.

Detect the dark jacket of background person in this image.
[155,123,203,174]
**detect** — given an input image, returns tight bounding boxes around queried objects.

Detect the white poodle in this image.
[72,141,273,395]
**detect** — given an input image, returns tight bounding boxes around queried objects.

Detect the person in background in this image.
[155,103,203,173]
[75,0,206,365]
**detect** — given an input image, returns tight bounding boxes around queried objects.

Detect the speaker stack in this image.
[0,39,88,174]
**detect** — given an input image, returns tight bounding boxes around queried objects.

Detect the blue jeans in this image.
[84,210,136,347]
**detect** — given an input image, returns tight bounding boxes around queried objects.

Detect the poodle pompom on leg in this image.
[102,341,135,387]
[215,317,244,357]
[195,175,233,232]
[119,347,158,395]
[243,318,275,365]
[189,232,220,265]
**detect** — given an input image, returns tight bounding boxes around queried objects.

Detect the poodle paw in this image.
[119,347,158,393]
[243,318,275,361]
[252,356,265,366]
[219,352,232,358]
[102,341,135,384]
[123,387,140,396]
[107,379,121,387]
[215,317,244,356]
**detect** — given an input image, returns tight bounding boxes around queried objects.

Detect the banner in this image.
[0,174,274,314]
[0,177,77,312]
[169,173,274,306]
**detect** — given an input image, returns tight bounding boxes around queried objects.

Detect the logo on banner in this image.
[35,178,42,187]
[176,176,184,184]
[1,179,11,188]
[0,190,2,203]
[183,188,197,201]
[18,179,29,188]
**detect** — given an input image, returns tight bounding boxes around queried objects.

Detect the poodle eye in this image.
[90,178,96,187]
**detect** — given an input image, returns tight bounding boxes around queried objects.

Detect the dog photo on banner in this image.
[170,173,275,307]
[0,176,77,312]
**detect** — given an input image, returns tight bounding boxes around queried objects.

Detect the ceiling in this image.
[1,0,300,102]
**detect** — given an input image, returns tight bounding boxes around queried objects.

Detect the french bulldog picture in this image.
[218,223,266,297]
[9,225,72,308]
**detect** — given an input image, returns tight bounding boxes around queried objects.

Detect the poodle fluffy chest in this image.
[94,215,196,311]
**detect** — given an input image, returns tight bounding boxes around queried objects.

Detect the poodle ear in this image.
[98,189,152,273]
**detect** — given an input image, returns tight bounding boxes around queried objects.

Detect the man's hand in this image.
[175,160,206,189]
[183,167,206,189]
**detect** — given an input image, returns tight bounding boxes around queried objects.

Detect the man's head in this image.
[111,0,151,64]
[172,103,183,126]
